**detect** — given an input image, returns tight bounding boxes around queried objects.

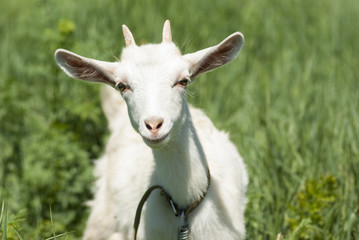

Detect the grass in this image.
[1,0,358,239]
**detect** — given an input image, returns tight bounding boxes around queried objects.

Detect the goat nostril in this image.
[145,123,152,130]
[156,121,163,129]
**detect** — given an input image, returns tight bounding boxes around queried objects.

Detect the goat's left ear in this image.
[55,49,118,87]
[183,32,244,79]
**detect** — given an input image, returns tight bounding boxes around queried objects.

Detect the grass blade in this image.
[12,224,24,240]
[1,199,7,240]
[0,200,4,228]
[44,232,73,240]
[49,205,56,240]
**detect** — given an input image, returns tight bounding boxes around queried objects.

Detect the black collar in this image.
[132,167,211,240]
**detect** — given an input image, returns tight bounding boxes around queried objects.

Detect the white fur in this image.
[55,20,248,240]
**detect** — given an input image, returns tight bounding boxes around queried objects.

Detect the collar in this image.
[132,167,211,240]
[162,166,211,218]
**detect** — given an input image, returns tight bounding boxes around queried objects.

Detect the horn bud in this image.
[122,25,136,47]
[162,20,172,43]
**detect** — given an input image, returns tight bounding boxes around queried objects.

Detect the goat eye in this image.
[115,82,129,92]
[176,78,190,87]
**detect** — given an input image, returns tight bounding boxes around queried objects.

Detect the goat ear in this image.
[183,32,244,79]
[54,49,118,87]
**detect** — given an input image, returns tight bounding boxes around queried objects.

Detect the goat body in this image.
[55,20,248,240]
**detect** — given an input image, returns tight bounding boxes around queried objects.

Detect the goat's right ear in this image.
[54,49,118,87]
[183,32,244,79]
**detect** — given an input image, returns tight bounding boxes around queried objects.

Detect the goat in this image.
[54,20,248,240]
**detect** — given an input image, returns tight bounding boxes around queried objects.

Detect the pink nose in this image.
[144,118,164,134]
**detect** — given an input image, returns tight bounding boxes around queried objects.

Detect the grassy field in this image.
[1,0,358,239]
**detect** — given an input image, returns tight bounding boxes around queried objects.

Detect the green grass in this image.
[1,0,358,239]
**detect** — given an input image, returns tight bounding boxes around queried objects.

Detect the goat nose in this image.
[144,118,164,134]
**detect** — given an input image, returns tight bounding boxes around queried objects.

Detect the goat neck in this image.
[152,103,209,209]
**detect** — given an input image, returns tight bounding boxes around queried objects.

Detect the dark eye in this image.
[115,82,130,92]
[176,78,191,87]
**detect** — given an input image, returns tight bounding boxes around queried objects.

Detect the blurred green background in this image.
[1,0,358,239]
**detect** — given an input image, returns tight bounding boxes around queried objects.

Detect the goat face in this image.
[116,43,191,148]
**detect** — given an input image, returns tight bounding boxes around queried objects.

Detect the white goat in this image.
[55,20,248,240]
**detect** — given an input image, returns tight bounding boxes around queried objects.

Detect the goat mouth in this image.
[143,133,170,145]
